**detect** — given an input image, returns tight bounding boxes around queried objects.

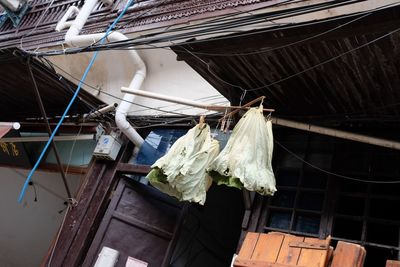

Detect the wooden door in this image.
[82,177,183,267]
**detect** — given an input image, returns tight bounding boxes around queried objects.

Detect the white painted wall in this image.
[48,47,228,117]
[0,167,82,267]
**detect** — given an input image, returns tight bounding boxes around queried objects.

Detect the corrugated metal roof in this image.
[0,48,103,121]
[173,5,400,128]
[0,0,280,49]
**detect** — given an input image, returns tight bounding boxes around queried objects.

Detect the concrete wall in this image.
[0,167,82,267]
[48,47,228,117]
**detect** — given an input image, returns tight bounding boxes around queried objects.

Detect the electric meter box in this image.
[93,133,121,160]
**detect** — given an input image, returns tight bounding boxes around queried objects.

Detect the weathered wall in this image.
[48,47,228,116]
[0,167,82,267]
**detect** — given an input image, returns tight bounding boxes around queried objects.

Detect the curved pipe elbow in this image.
[115,110,144,147]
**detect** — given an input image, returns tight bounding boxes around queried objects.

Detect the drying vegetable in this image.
[208,107,276,195]
[146,124,219,205]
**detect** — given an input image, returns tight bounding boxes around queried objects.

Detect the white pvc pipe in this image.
[55,6,80,32]
[84,103,118,120]
[59,0,146,147]
[65,0,98,40]
[117,89,400,151]
[120,88,222,111]
[0,122,21,130]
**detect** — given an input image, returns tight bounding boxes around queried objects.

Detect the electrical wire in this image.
[97,0,393,52]
[275,140,400,184]
[62,0,170,57]
[47,205,70,267]
[45,59,220,117]
[128,95,226,114]
[47,54,400,125]
[64,124,84,176]
[19,0,56,51]
[184,25,400,93]
[171,10,374,57]
[13,169,66,201]
[27,0,369,56]
[18,0,135,203]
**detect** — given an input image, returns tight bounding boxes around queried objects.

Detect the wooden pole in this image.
[272,117,400,151]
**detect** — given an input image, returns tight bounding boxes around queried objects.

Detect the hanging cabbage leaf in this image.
[208,107,276,195]
[146,124,219,205]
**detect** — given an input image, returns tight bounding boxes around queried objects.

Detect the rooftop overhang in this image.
[0,49,104,124]
[172,4,400,135]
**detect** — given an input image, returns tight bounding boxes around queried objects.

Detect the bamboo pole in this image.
[121,87,400,150]
[272,117,400,151]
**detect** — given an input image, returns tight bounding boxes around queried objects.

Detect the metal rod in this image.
[0,122,21,129]
[120,87,274,113]
[28,61,72,200]
[219,96,265,122]
[122,88,400,150]
[0,134,94,143]
[272,117,400,151]
[82,103,118,121]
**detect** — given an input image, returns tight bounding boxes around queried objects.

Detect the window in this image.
[251,130,400,267]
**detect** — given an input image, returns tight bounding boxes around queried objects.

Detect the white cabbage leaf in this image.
[208,107,276,195]
[146,124,219,205]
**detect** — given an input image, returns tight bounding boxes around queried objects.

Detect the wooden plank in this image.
[356,247,366,267]
[82,180,126,266]
[113,211,173,239]
[44,162,107,266]
[386,260,400,267]
[234,258,306,267]
[327,246,334,267]
[117,163,150,174]
[47,141,132,267]
[238,232,260,258]
[297,236,330,267]
[276,234,304,265]
[289,241,329,250]
[330,241,365,267]
[252,232,285,262]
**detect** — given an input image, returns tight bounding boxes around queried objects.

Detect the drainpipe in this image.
[56,0,145,147]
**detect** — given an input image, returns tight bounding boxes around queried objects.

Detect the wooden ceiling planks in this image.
[0,49,103,122]
[173,5,400,127]
[0,0,283,49]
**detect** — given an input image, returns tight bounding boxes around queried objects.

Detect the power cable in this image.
[19,0,56,51]
[61,0,170,56]
[104,0,391,52]
[90,0,361,50]
[171,10,373,57]
[275,140,400,184]
[183,25,400,93]
[13,169,66,201]
[47,55,400,124]
[128,95,226,114]
[27,0,368,56]
[45,59,218,117]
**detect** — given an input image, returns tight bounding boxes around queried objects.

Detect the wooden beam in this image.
[117,163,151,174]
[43,140,133,267]
[272,117,400,151]
[234,258,306,267]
